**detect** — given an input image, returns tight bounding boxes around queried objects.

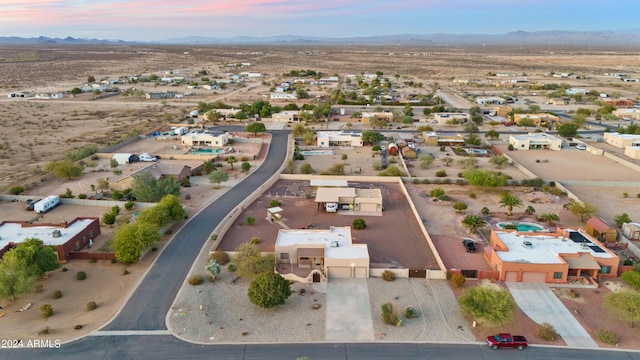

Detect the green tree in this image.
[102,211,116,225]
[539,213,559,226]
[621,270,640,289]
[205,259,221,282]
[614,213,632,227]
[441,157,454,166]
[462,169,507,188]
[300,163,313,174]
[352,218,367,230]
[571,114,586,128]
[2,238,60,277]
[604,289,640,328]
[458,286,515,326]
[131,171,180,203]
[499,192,524,216]
[557,123,578,137]
[292,123,306,137]
[302,130,315,145]
[488,155,509,168]
[112,223,161,264]
[235,242,265,277]
[518,118,535,129]
[566,200,597,222]
[225,156,238,170]
[70,87,82,95]
[201,160,215,174]
[361,130,384,145]
[208,170,229,188]
[457,158,478,169]
[87,75,95,83]
[248,272,292,308]
[460,215,487,234]
[453,202,468,213]
[464,122,479,134]
[246,122,266,135]
[485,129,500,140]
[0,253,37,301]
[44,160,83,180]
[320,163,345,175]
[418,155,433,169]
[241,161,251,174]
[525,206,536,216]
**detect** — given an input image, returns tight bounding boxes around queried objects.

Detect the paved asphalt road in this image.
[2,128,639,359]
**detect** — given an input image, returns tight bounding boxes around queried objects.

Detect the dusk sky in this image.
[2,0,639,41]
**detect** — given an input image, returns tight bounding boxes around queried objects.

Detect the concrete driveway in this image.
[325,278,374,341]
[506,282,598,348]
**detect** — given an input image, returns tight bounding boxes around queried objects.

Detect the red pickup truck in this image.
[486,333,528,350]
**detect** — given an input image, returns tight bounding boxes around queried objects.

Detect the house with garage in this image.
[181,130,229,147]
[509,133,563,150]
[314,187,383,213]
[603,132,640,149]
[316,130,363,148]
[485,228,619,284]
[361,111,394,125]
[272,111,301,122]
[433,113,469,125]
[513,113,559,127]
[476,96,505,105]
[275,226,369,283]
[622,223,640,241]
[0,218,100,262]
[422,132,465,146]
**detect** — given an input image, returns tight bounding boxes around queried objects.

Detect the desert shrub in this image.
[61,267,68,272]
[595,329,618,345]
[435,170,447,177]
[413,178,420,184]
[269,200,281,207]
[381,270,395,281]
[78,193,87,199]
[508,144,514,151]
[209,251,230,265]
[40,304,54,318]
[10,186,25,195]
[429,187,445,198]
[90,258,97,263]
[102,211,116,225]
[52,290,62,299]
[352,218,367,230]
[404,306,419,319]
[568,289,579,298]
[86,301,98,311]
[112,190,123,200]
[34,284,44,293]
[250,237,260,244]
[422,179,430,184]
[188,274,204,285]
[381,303,402,326]
[341,154,348,160]
[124,200,134,210]
[76,271,87,280]
[40,326,50,335]
[537,322,557,341]
[623,192,629,198]
[437,194,450,201]
[450,273,466,288]
[246,216,256,226]
[372,145,381,151]
[227,263,238,272]
[469,192,476,199]
[624,259,633,266]
[123,269,130,275]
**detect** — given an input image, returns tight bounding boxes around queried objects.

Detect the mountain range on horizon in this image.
[0,30,639,46]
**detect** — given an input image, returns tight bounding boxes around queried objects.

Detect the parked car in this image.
[139,153,157,162]
[575,144,586,150]
[462,239,476,253]
[25,199,40,211]
[486,333,528,350]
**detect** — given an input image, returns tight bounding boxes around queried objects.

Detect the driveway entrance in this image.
[506,282,598,348]
[325,278,374,341]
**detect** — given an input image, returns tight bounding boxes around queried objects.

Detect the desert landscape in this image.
[1,43,640,353]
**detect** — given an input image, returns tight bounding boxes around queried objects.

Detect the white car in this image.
[139,153,158,162]
[325,203,338,213]
[575,144,586,150]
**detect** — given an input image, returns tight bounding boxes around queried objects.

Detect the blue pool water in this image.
[498,222,544,232]
[191,148,223,155]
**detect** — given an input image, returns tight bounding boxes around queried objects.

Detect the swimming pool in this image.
[190,148,223,155]
[300,150,334,156]
[466,148,488,155]
[497,222,545,232]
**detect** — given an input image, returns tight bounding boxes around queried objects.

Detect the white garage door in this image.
[354,267,368,278]
[521,272,547,283]
[505,271,518,282]
[328,267,352,279]
[359,203,378,212]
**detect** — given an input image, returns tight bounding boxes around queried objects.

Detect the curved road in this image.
[1,129,639,359]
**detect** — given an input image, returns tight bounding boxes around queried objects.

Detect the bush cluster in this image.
[381,303,402,327]
[209,251,230,265]
[404,306,419,319]
[381,270,395,282]
[52,290,62,299]
[595,329,618,345]
[40,304,54,318]
[450,273,466,288]
[76,271,87,280]
[188,274,204,285]
[86,301,98,311]
[537,322,557,341]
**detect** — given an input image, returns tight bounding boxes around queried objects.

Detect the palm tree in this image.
[539,213,559,226]
[525,206,536,216]
[226,156,237,170]
[461,214,487,234]
[499,192,523,216]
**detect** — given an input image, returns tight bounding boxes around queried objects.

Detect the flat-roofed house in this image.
[275,226,369,282]
[485,228,618,283]
[509,133,563,150]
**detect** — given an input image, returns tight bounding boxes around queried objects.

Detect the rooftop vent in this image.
[522,240,533,249]
[331,241,339,248]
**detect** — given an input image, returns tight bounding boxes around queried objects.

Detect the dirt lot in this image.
[218,180,439,269]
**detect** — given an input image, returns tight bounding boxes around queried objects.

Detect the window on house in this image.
[600,266,611,274]
[553,272,562,279]
[280,253,289,260]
